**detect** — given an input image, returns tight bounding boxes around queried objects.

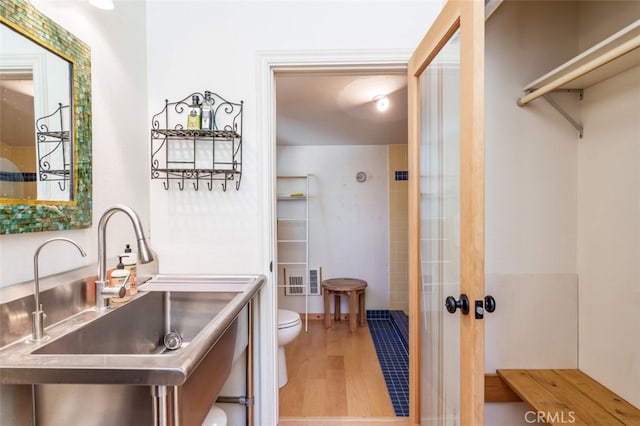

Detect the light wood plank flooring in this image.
[279,319,396,418]
[278,417,409,426]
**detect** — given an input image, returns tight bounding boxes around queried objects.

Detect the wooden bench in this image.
[489,369,640,425]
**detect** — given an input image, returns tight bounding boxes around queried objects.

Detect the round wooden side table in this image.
[321,278,367,332]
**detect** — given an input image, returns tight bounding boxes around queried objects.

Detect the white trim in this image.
[0,53,47,124]
[256,49,410,426]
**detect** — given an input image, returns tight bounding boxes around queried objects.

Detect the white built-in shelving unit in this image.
[276,175,313,331]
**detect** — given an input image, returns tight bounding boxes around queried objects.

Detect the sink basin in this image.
[33,291,236,355]
[0,274,265,386]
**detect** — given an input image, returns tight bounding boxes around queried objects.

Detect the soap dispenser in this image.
[109,255,131,303]
[122,244,138,295]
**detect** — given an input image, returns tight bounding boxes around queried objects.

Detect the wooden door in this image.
[408,1,485,425]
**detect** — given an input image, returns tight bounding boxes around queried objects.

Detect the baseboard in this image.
[300,312,351,321]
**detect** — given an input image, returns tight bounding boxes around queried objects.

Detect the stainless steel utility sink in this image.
[0,274,264,386]
[33,291,236,356]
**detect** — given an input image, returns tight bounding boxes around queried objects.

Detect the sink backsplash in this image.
[0,257,157,348]
[0,276,95,347]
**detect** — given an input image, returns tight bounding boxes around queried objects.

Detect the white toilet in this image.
[277,309,302,388]
[201,405,227,426]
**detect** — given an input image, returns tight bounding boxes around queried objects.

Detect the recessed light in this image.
[374,94,389,112]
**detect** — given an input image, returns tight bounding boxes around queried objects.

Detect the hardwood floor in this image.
[278,417,409,426]
[279,319,396,419]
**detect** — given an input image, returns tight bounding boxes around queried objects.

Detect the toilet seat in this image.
[278,309,301,329]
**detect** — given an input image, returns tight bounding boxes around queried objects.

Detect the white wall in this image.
[576,2,640,408]
[486,1,580,275]
[485,0,579,358]
[577,65,640,408]
[0,0,150,288]
[276,145,389,314]
[484,2,580,424]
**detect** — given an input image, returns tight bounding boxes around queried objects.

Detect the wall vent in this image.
[286,274,304,295]
[308,268,321,295]
[284,267,322,296]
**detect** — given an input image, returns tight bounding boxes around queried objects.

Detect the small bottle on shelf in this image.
[201,91,213,130]
[186,95,201,129]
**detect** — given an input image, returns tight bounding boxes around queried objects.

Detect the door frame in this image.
[407,0,485,424]
[257,48,412,425]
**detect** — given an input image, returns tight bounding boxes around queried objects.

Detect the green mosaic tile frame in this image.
[0,0,92,234]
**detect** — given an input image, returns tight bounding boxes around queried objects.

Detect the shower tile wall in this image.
[388,144,408,313]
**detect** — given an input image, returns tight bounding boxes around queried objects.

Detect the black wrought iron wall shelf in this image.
[36,103,71,191]
[150,91,243,191]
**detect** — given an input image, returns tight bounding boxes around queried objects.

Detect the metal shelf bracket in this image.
[540,89,584,138]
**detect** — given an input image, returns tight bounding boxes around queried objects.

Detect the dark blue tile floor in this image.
[367,310,409,416]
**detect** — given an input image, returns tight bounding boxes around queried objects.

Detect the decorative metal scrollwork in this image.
[150,91,243,191]
[36,103,71,191]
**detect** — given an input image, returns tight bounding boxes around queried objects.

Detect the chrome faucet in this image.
[32,238,87,341]
[96,205,154,311]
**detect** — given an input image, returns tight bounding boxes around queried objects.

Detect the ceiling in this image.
[275,71,407,146]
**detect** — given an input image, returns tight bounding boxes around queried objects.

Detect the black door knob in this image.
[485,295,496,313]
[445,294,470,315]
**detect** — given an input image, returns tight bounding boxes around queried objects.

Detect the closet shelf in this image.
[277,196,307,200]
[518,19,640,106]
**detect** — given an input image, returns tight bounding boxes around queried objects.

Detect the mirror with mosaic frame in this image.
[0,0,92,234]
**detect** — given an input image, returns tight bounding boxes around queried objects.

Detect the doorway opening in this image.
[274,68,409,420]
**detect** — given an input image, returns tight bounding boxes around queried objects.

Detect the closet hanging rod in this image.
[518,19,640,106]
[518,35,640,106]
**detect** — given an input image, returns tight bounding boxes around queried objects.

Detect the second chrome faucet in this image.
[32,237,87,341]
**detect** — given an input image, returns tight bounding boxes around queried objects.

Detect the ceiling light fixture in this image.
[374,94,389,112]
[88,0,114,10]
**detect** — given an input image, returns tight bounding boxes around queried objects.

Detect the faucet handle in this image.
[115,286,126,298]
[97,281,127,299]
[121,270,131,289]
[107,285,126,299]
